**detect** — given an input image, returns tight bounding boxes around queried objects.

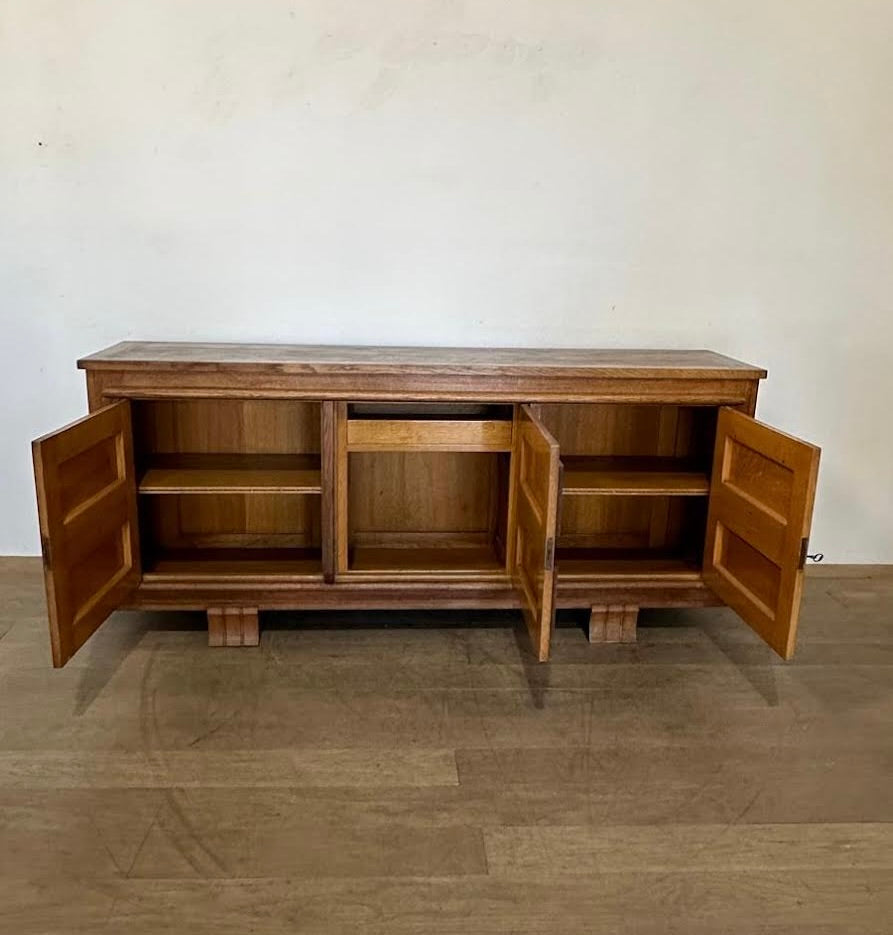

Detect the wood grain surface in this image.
[139,454,322,494]
[703,408,821,660]
[79,342,767,378]
[562,456,710,496]
[0,557,891,932]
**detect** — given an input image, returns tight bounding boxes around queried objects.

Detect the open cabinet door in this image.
[704,408,820,659]
[512,405,561,662]
[32,401,141,667]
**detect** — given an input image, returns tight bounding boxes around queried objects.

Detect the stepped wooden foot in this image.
[207,607,259,647]
[588,605,638,644]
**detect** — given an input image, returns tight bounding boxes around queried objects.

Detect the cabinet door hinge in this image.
[544,537,555,572]
[40,535,52,572]
[798,537,809,570]
[799,539,824,568]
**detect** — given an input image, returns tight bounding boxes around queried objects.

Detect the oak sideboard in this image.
[32,342,820,667]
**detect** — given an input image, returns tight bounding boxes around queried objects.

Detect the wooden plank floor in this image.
[0,557,891,933]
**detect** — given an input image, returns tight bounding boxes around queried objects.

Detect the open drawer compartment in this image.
[346,402,513,453]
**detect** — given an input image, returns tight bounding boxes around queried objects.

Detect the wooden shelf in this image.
[562,456,710,497]
[143,547,322,578]
[348,545,506,577]
[556,548,702,580]
[139,454,321,495]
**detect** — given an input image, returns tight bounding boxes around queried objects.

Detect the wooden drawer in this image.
[346,418,513,452]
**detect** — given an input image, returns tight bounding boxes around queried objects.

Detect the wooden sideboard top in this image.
[79,342,767,379]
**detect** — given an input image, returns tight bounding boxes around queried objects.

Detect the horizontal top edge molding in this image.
[78,342,767,380]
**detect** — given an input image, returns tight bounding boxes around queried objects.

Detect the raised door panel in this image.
[32,402,141,667]
[512,405,561,662]
[703,408,820,659]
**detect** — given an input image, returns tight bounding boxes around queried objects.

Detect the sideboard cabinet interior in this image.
[32,343,820,668]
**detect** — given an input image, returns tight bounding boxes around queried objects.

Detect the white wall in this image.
[1,0,891,560]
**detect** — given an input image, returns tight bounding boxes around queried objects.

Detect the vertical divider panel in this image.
[320,401,336,583]
[334,402,350,574]
[503,404,521,570]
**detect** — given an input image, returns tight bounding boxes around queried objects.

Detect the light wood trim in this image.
[346,419,512,452]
